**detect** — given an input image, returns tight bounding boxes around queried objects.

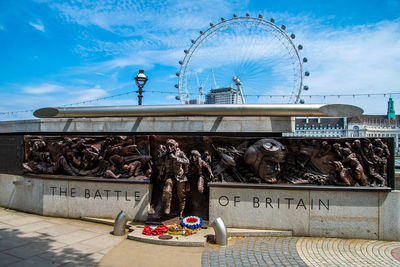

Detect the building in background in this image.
[284,98,400,152]
[205,87,244,104]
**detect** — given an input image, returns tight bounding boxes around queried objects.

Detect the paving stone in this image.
[10,220,57,233]
[3,240,66,259]
[0,251,21,266]
[1,216,43,227]
[36,224,82,237]
[52,229,101,245]
[7,256,59,267]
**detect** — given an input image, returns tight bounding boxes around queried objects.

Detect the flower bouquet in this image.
[142,224,169,236]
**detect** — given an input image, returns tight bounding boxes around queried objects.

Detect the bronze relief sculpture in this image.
[22,135,392,219]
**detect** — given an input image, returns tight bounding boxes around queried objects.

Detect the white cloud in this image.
[29,20,45,32]
[23,83,62,94]
[0,24,5,31]
[19,1,400,115]
[297,20,400,107]
[73,86,108,102]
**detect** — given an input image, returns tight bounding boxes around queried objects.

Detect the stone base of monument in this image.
[126,226,292,247]
[0,174,151,221]
[209,183,400,241]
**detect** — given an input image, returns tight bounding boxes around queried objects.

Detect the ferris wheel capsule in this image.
[246,12,250,17]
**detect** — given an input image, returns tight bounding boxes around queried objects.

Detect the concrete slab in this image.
[67,180,150,220]
[0,251,21,266]
[80,234,125,250]
[0,236,33,251]
[0,175,42,215]
[7,256,58,267]
[37,246,102,266]
[52,230,102,245]
[1,216,43,227]
[310,191,379,239]
[35,224,82,237]
[210,187,310,236]
[127,226,212,247]
[379,191,400,241]
[2,240,66,259]
[0,116,293,133]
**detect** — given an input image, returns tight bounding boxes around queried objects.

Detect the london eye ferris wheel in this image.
[175,13,309,104]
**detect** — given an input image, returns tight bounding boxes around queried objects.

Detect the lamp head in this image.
[134,70,148,87]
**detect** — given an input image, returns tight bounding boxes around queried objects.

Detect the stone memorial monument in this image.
[0,103,398,241]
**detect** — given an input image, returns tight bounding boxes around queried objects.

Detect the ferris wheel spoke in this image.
[177,15,305,104]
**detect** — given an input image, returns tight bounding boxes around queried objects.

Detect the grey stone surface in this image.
[66,180,150,220]
[42,179,69,218]
[379,190,400,241]
[210,187,310,236]
[309,191,379,239]
[0,207,124,266]
[0,174,42,215]
[0,252,21,266]
[0,116,294,133]
[0,174,151,221]
[210,186,400,240]
[127,226,211,247]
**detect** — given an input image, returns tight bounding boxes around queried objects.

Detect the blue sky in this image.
[0,0,399,120]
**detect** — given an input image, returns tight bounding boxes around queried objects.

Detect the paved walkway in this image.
[202,237,400,267]
[0,207,124,266]
[2,207,400,266]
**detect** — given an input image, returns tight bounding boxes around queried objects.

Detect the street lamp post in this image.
[134,70,148,105]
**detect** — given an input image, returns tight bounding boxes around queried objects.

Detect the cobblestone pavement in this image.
[297,237,400,266]
[202,237,400,267]
[0,207,124,266]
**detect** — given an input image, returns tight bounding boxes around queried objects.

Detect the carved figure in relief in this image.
[341,148,368,185]
[188,150,214,193]
[244,139,286,183]
[157,139,189,218]
[332,161,354,185]
[361,139,386,186]
[374,139,389,180]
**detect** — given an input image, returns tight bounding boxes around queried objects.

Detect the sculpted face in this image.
[190,151,200,162]
[244,139,286,183]
[166,139,177,153]
[258,160,281,182]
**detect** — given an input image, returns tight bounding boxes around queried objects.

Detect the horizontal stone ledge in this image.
[22,173,151,184]
[208,182,393,192]
[0,131,283,137]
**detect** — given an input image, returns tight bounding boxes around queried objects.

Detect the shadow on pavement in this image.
[0,226,98,266]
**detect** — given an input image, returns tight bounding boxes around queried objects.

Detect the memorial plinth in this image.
[0,103,399,241]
